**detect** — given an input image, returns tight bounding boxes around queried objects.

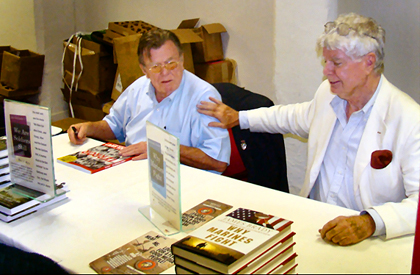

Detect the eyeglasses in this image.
[147,60,179,74]
[324,22,378,41]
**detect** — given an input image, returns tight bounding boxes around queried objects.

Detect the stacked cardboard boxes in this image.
[0,46,44,98]
[64,18,236,118]
[182,19,236,85]
[0,46,45,135]
[62,35,117,120]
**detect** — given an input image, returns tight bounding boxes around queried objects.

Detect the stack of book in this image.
[0,183,69,223]
[0,136,10,186]
[171,207,298,274]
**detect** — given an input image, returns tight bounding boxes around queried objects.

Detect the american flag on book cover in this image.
[227,208,291,232]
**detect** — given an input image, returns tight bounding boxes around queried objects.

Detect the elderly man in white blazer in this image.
[197,13,420,246]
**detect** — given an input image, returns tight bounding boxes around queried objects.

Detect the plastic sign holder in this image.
[4,99,66,202]
[139,121,182,236]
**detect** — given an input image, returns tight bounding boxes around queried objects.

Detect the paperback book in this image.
[89,231,177,274]
[57,142,133,174]
[171,208,294,274]
[182,199,233,231]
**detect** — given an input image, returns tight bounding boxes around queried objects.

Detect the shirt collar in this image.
[330,74,383,116]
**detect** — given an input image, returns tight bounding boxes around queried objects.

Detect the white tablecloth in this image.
[0,133,414,273]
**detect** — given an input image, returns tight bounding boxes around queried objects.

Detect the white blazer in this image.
[246,76,420,239]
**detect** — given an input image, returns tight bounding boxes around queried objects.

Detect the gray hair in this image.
[138,29,183,66]
[316,13,386,74]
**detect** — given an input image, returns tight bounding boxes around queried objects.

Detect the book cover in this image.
[171,208,293,274]
[0,191,68,223]
[57,142,133,174]
[182,199,233,231]
[0,136,7,158]
[89,231,176,274]
[0,184,49,215]
[174,232,296,274]
[10,114,31,158]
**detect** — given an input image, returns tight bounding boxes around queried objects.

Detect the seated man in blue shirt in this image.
[68,29,230,173]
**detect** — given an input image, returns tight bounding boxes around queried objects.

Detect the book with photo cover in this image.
[0,189,68,223]
[89,231,176,274]
[0,184,50,215]
[182,199,233,231]
[171,208,294,274]
[0,182,68,218]
[173,231,296,274]
[57,142,133,174]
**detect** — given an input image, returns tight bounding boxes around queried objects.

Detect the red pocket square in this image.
[371,150,393,169]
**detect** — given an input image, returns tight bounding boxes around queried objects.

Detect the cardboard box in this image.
[194,59,237,84]
[69,104,105,121]
[61,87,111,110]
[102,100,114,114]
[0,82,39,99]
[62,37,116,95]
[108,20,159,37]
[171,28,203,74]
[178,19,226,63]
[0,46,19,77]
[103,29,122,44]
[113,34,144,91]
[1,50,45,89]
[111,68,124,101]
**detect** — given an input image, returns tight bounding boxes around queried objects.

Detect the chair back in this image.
[212,83,289,193]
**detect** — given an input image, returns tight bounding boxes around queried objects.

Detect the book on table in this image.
[89,230,177,274]
[0,182,69,220]
[171,207,297,274]
[1,100,70,223]
[57,142,133,174]
[173,231,296,274]
[0,136,7,159]
[174,253,298,274]
[182,199,233,231]
[0,184,51,216]
[0,164,10,186]
[0,186,68,223]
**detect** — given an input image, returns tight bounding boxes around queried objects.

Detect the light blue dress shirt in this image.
[310,82,385,236]
[104,70,231,172]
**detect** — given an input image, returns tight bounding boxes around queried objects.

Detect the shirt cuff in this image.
[239,111,250,129]
[361,209,386,236]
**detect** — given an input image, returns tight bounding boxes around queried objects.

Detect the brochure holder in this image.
[3,99,67,202]
[139,121,182,236]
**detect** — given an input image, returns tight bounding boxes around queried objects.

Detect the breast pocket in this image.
[367,164,404,205]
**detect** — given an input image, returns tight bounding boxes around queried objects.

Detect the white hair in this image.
[316,13,386,73]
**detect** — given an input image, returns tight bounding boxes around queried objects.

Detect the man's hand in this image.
[68,123,88,145]
[119,141,147,161]
[319,214,376,246]
[197,97,240,129]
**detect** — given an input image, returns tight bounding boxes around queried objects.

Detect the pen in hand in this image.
[72,126,79,139]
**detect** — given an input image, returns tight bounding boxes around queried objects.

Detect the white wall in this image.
[1,0,419,194]
[0,0,37,50]
[73,0,277,101]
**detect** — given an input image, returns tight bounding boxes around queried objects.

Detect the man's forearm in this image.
[180,145,227,173]
[86,121,117,141]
